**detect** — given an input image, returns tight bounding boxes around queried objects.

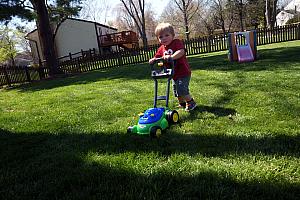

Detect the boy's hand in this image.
[163,55,172,60]
[149,58,156,64]
[165,49,185,60]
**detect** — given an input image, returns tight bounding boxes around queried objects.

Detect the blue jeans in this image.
[172,76,190,97]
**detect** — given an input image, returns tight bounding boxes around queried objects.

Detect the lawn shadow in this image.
[194,105,236,116]
[9,63,151,92]
[1,128,299,199]
[177,105,237,125]
[197,105,236,117]
[1,128,299,161]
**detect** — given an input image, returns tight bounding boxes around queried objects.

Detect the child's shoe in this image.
[185,100,197,111]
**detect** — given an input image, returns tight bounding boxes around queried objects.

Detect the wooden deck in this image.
[99,31,139,48]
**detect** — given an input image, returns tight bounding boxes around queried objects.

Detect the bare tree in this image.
[113,2,156,44]
[159,0,202,39]
[236,0,244,31]
[192,4,217,36]
[265,0,278,28]
[144,7,157,42]
[272,0,279,27]
[113,4,136,31]
[265,0,271,27]
[159,3,182,31]
[211,0,234,34]
[80,0,111,23]
[173,0,201,40]
[120,0,148,47]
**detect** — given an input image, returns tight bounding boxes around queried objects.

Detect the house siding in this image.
[276,11,295,26]
[55,19,98,58]
[276,0,300,26]
[26,18,118,64]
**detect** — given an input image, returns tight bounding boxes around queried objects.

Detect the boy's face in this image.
[157,31,174,46]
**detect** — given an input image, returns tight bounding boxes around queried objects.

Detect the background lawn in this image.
[0,40,299,200]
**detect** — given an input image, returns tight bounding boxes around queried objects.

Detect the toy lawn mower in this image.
[127,58,179,138]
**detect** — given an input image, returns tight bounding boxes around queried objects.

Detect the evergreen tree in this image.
[0,0,82,77]
[48,0,82,23]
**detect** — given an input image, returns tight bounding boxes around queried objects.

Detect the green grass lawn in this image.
[0,40,299,200]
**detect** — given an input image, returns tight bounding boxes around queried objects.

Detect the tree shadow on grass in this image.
[0,128,299,199]
[10,63,151,92]
[196,105,236,117]
[176,105,237,126]
[1,128,299,162]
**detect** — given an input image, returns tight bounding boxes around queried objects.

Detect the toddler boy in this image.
[149,23,197,111]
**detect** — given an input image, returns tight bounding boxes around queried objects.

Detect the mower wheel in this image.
[167,110,179,124]
[127,126,133,133]
[150,126,162,138]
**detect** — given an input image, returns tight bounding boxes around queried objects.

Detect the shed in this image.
[26,18,117,64]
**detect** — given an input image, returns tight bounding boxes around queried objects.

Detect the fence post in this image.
[3,67,11,87]
[24,66,31,82]
[76,58,81,73]
[207,36,212,53]
[184,39,189,55]
[89,49,92,58]
[69,52,72,60]
[117,52,123,67]
[38,67,45,80]
[298,23,300,40]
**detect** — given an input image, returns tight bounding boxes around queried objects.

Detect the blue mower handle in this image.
[150,57,174,78]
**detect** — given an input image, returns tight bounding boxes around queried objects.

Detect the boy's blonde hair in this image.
[155,23,175,37]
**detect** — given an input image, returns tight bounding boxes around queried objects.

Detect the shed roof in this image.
[26,18,117,38]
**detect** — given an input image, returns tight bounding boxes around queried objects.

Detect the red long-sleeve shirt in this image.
[155,39,191,80]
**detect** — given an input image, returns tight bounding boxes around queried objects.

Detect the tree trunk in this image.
[238,0,244,31]
[182,0,190,40]
[271,0,278,28]
[265,0,277,28]
[265,0,271,28]
[184,12,190,40]
[30,0,60,77]
[141,32,148,48]
[140,3,148,47]
[221,20,226,35]
[10,56,15,66]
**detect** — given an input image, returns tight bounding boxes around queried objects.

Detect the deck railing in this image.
[99,31,139,47]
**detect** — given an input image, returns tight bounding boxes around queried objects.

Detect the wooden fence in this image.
[58,23,300,74]
[0,66,48,87]
[1,23,299,87]
[57,48,96,62]
[58,45,159,74]
[185,23,300,55]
